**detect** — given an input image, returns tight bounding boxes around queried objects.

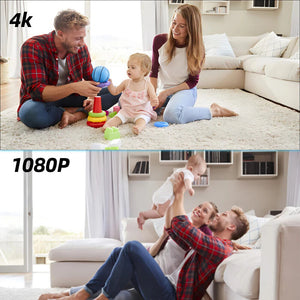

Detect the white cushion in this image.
[204,33,235,57]
[203,56,242,70]
[249,32,291,57]
[265,59,300,82]
[243,56,281,74]
[49,238,122,262]
[234,215,270,246]
[282,37,299,58]
[228,34,268,57]
[221,250,261,298]
[290,51,299,60]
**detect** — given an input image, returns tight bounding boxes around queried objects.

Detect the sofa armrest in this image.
[260,214,300,300]
[121,218,159,244]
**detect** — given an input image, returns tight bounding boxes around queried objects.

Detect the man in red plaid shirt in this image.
[18,10,119,129]
[164,172,249,299]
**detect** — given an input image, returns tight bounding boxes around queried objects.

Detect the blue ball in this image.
[92,66,110,83]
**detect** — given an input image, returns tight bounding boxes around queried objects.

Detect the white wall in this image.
[128,151,289,218]
[168,1,294,37]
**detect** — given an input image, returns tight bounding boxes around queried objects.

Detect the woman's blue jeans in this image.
[160,87,212,124]
[18,88,120,129]
[83,241,176,300]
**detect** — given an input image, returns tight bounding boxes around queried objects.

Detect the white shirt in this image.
[57,57,69,86]
[158,44,189,90]
[154,238,186,276]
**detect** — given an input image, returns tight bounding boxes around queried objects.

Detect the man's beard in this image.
[62,41,79,54]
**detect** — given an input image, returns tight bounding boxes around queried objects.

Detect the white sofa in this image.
[49,208,300,300]
[198,34,299,110]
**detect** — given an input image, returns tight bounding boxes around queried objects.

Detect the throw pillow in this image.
[234,215,270,246]
[249,31,291,57]
[290,51,299,60]
[203,33,236,57]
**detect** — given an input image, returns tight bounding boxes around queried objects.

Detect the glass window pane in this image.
[90,1,143,84]
[25,1,85,38]
[32,151,85,264]
[0,152,24,266]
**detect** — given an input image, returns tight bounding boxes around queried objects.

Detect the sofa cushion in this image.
[249,32,291,57]
[234,214,270,246]
[49,238,122,262]
[215,250,261,298]
[204,33,235,57]
[265,59,300,82]
[228,34,267,57]
[290,51,299,60]
[243,56,282,75]
[203,56,242,70]
[282,37,299,58]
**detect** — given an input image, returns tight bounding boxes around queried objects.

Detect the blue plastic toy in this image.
[154,121,169,128]
[92,66,110,87]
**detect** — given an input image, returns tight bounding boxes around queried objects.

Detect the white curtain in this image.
[1,0,29,78]
[85,151,130,239]
[141,0,169,51]
[286,152,300,207]
[290,0,299,37]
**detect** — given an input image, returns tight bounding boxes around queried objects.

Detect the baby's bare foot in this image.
[132,125,144,135]
[137,212,145,230]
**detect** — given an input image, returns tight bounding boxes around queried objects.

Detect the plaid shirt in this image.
[18,30,93,113]
[167,215,233,300]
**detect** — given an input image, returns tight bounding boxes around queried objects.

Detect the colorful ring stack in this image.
[87,96,107,128]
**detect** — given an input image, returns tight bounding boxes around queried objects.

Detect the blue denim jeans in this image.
[18,88,120,129]
[82,241,176,300]
[159,87,212,124]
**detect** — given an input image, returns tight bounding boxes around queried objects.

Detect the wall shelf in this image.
[238,151,278,178]
[204,151,233,165]
[128,152,150,177]
[247,0,279,10]
[202,1,230,15]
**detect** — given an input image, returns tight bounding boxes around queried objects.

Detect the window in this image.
[32,151,85,265]
[89,1,143,84]
[0,152,24,267]
[25,1,85,38]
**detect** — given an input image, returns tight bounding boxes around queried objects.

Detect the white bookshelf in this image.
[238,151,278,178]
[204,151,233,166]
[128,152,150,177]
[193,167,210,187]
[201,1,230,15]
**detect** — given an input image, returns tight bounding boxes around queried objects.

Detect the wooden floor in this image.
[0,265,51,288]
[0,78,20,112]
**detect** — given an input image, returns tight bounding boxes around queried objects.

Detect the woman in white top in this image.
[150,4,238,124]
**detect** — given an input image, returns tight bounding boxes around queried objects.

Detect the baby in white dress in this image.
[137,153,207,229]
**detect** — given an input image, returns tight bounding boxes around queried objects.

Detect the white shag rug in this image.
[0,287,66,300]
[1,89,299,150]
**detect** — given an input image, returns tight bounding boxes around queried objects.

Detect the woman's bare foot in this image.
[210,103,238,117]
[137,212,146,230]
[38,291,69,300]
[52,288,90,300]
[59,111,86,129]
[95,293,109,300]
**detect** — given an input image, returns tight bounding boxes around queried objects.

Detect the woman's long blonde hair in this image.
[165,4,205,75]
